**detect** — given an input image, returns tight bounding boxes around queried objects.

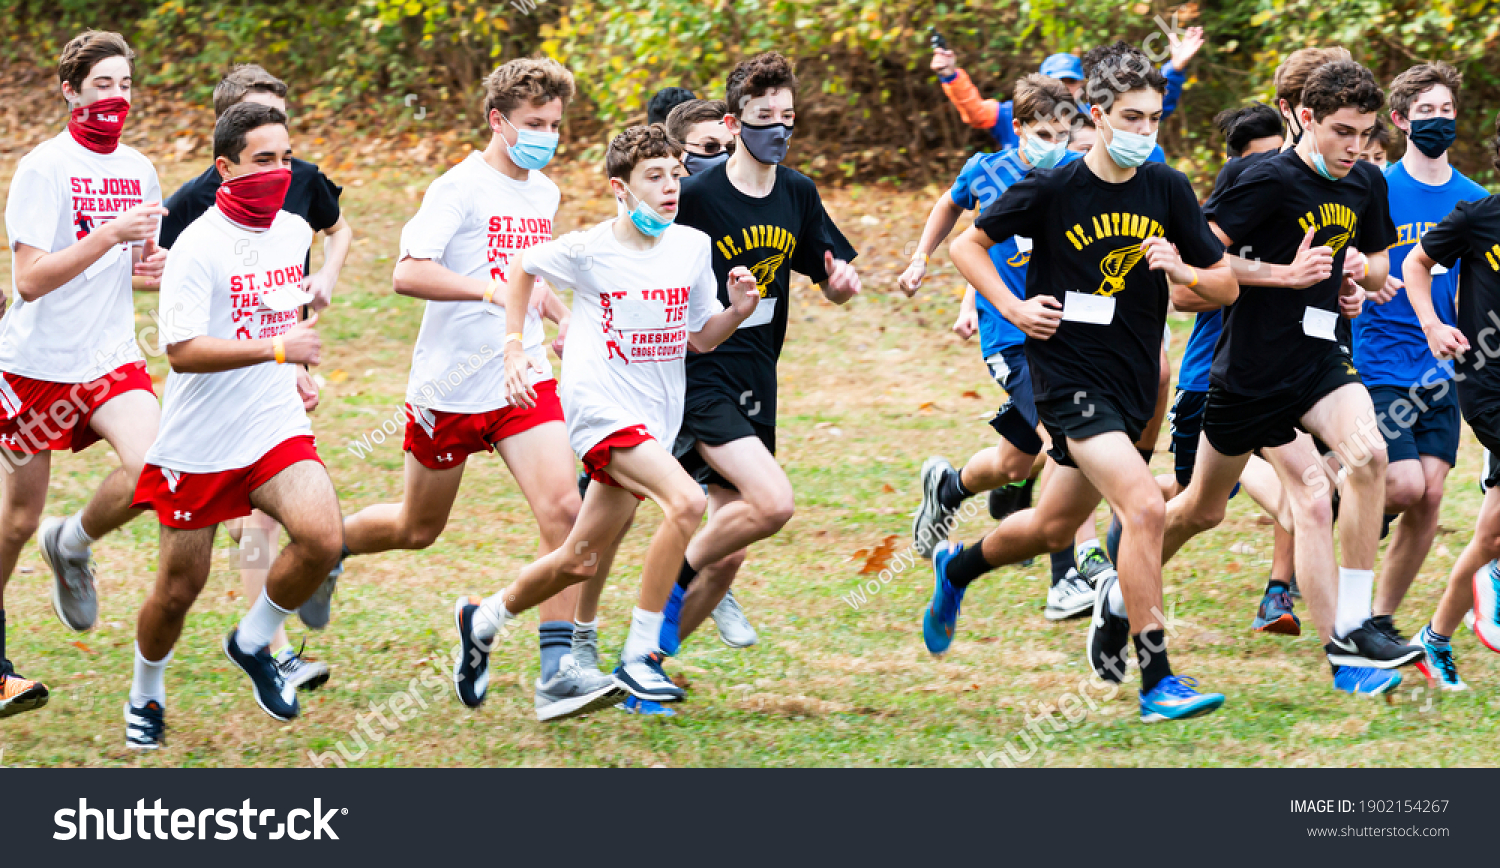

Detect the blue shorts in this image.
[986,344,1043,455]
[1367,382,1460,467]
[1168,388,1207,488]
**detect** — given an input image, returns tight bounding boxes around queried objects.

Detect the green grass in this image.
[2,155,1499,767]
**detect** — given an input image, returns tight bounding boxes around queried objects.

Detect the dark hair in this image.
[1273,47,1350,113]
[1213,103,1283,156]
[213,64,288,118]
[665,98,728,142]
[1302,60,1384,123]
[725,52,798,115]
[1368,116,1393,149]
[647,87,696,125]
[606,124,683,181]
[482,57,575,122]
[1388,62,1462,120]
[57,30,134,96]
[214,102,287,163]
[1081,41,1167,112]
[1491,109,1500,173]
[1012,74,1075,125]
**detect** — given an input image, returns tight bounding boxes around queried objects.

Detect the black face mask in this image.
[1408,116,1457,159]
[682,150,729,176]
[738,121,793,165]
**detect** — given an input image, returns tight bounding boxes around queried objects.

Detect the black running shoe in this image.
[223,628,300,721]
[1325,618,1423,670]
[452,596,491,708]
[1086,570,1130,683]
[986,478,1034,521]
[124,700,166,750]
[1369,614,1407,644]
[613,652,685,702]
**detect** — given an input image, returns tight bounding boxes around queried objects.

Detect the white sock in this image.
[58,512,94,559]
[1334,567,1375,637]
[1107,579,1128,618]
[130,643,171,707]
[623,607,663,662]
[572,618,598,642]
[235,590,292,655]
[474,594,515,643]
[1075,538,1101,559]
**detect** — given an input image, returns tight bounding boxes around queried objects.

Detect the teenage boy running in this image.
[1400,110,1500,691]
[126,103,341,748]
[454,125,761,715]
[666,52,861,655]
[928,42,1236,722]
[158,63,353,691]
[333,58,613,718]
[1353,63,1485,642]
[1162,60,1421,696]
[666,99,734,177]
[0,30,168,717]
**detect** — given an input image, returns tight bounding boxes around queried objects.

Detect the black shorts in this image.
[673,393,776,492]
[1035,392,1147,469]
[1168,388,1207,488]
[986,345,1044,455]
[1366,382,1460,467]
[1466,406,1500,490]
[1204,349,1362,458]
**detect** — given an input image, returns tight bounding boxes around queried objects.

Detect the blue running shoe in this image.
[660,585,685,656]
[1251,586,1300,635]
[618,695,677,717]
[1473,560,1500,654]
[1138,675,1225,723]
[224,627,299,721]
[1414,627,1467,691]
[1332,665,1402,695]
[923,543,967,655]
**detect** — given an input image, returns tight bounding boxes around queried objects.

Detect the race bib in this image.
[1062,291,1115,325]
[611,297,668,331]
[738,296,777,330]
[1303,306,1338,341]
[258,285,314,312]
[83,243,127,280]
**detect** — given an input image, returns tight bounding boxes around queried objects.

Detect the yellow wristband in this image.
[505,332,524,347]
[483,279,499,305]
[916,252,929,264]
[1187,266,1199,288]
[273,336,286,365]
[1363,260,1370,279]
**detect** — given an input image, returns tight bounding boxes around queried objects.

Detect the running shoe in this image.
[913,457,961,558]
[535,654,624,722]
[987,478,1034,521]
[298,562,340,630]
[39,516,97,632]
[223,627,299,721]
[1324,619,1422,669]
[1251,586,1300,635]
[711,589,758,647]
[275,643,331,692]
[124,699,166,750]
[1044,569,1095,621]
[1087,567,1130,683]
[452,596,491,708]
[618,695,677,717]
[1139,675,1225,723]
[613,652,685,702]
[922,542,967,655]
[1332,665,1402,695]
[1413,627,1467,691]
[0,660,48,719]
[1472,560,1500,654]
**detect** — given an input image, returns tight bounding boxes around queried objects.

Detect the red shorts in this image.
[0,362,155,454]
[582,425,653,499]
[132,435,322,530]
[403,379,564,470]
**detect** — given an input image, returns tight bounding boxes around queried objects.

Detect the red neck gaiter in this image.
[216,167,292,230]
[68,96,130,154]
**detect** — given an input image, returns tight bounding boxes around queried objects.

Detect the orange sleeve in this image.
[940,68,1000,132]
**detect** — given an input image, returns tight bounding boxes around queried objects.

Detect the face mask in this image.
[216,166,292,230]
[621,188,675,238]
[69,96,130,154]
[1408,116,1457,159]
[1021,134,1067,169]
[1284,103,1304,145]
[1303,114,1339,181]
[1100,116,1156,168]
[682,150,729,176]
[738,121,792,165]
[501,115,559,171]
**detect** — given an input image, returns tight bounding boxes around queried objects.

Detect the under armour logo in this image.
[173,510,192,521]
[438,452,454,463]
[0,434,18,446]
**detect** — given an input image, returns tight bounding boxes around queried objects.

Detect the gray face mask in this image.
[682,150,729,175]
[738,121,793,165]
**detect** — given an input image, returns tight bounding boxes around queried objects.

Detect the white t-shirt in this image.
[145,209,314,473]
[2,131,161,382]
[400,152,557,413]
[524,221,723,458]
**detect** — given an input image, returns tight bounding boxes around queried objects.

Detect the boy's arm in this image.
[392,256,490,301]
[1406,241,1467,359]
[500,254,547,408]
[690,267,760,352]
[899,194,966,296]
[950,226,1060,339]
[1209,223,1333,290]
[168,313,322,374]
[952,285,978,339]
[305,215,354,311]
[14,202,166,302]
[933,49,1001,133]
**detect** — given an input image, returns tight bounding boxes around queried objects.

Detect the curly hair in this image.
[1302,60,1384,123]
[606,124,684,181]
[725,52,798,115]
[1273,47,1351,113]
[1081,41,1167,112]
[482,57,575,122]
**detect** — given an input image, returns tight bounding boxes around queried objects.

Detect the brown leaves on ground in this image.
[850,535,899,574]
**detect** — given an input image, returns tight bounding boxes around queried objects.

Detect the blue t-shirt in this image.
[949,147,1083,357]
[1352,161,1488,387]
[1177,309,1221,392]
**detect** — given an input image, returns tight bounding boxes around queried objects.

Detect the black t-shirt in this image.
[1204,148,1276,211]
[160,157,343,269]
[1416,195,1500,417]
[1205,148,1396,393]
[975,159,1224,424]
[677,162,856,425]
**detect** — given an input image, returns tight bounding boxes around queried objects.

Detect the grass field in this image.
[2,149,1498,768]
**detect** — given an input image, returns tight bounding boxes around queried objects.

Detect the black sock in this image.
[1137,447,1154,465]
[945,541,996,590]
[341,544,352,561]
[1049,547,1076,587]
[1135,630,1173,693]
[1105,512,1122,564]
[1380,513,1396,540]
[0,608,6,664]
[937,470,973,512]
[676,557,698,590]
[1266,578,1290,594]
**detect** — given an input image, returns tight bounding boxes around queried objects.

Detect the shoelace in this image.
[1270,591,1293,612]
[1156,675,1201,697]
[1432,643,1459,681]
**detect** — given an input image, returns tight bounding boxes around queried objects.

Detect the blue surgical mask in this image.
[622,189,675,238]
[1021,134,1067,169]
[1304,115,1340,181]
[501,115,559,171]
[1101,116,1156,168]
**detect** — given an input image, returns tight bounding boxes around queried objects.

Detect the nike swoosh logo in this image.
[1330,636,1357,653]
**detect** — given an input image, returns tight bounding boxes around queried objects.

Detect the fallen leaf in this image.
[881,483,896,493]
[859,535,900,574]
[328,369,349,384]
[71,641,94,655]
[961,390,981,399]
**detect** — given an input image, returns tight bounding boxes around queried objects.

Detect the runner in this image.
[1,30,167,718]
[126,102,340,748]
[665,98,733,177]
[665,52,860,657]
[925,42,1236,722]
[333,58,614,720]
[453,124,762,717]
